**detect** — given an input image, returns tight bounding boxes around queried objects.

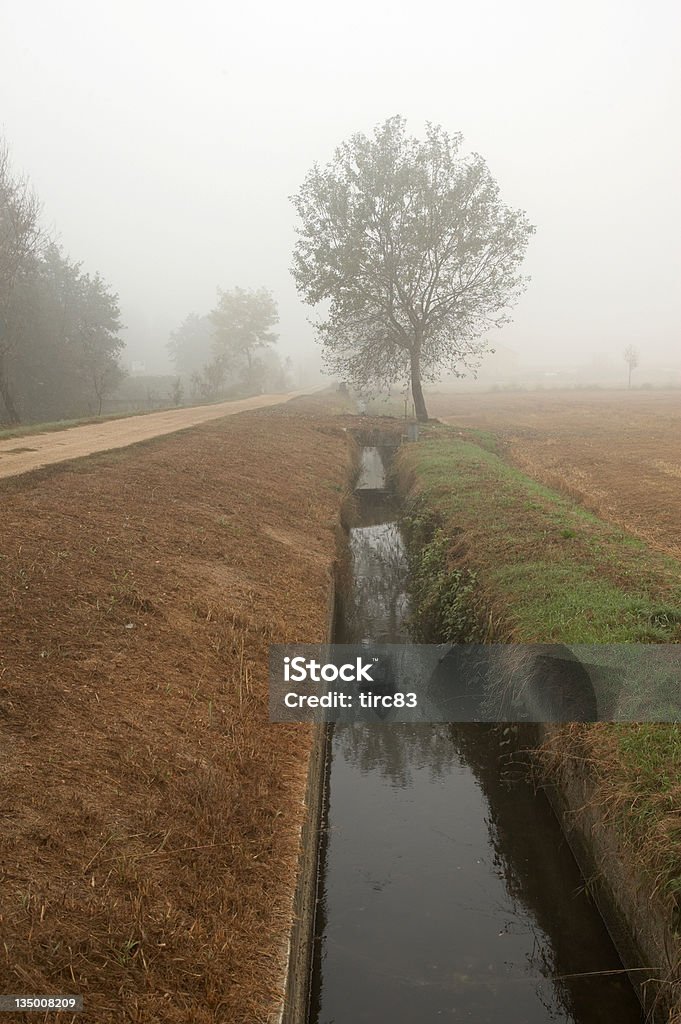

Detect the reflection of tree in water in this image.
[449,725,640,1023]
[330,725,640,1022]
[335,723,461,788]
[342,522,410,642]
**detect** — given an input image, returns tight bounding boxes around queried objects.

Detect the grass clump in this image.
[403,516,481,642]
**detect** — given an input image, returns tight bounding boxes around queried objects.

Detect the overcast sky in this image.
[1,0,679,376]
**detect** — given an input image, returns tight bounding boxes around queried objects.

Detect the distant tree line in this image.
[167,287,291,402]
[0,138,125,425]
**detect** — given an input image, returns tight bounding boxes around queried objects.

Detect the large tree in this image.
[291,116,535,420]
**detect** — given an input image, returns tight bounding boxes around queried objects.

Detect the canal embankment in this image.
[0,402,358,1024]
[393,422,681,1021]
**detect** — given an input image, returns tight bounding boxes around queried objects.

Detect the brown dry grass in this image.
[428,389,681,559]
[0,402,351,1023]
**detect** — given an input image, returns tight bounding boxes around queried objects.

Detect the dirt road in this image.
[0,390,312,480]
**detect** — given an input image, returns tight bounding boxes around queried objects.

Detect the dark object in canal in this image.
[491,644,598,722]
[431,644,599,722]
[522,649,598,721]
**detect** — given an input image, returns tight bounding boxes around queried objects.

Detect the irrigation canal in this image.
[306,446,643,1023]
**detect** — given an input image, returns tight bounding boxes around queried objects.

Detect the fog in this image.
[2,0,679,380]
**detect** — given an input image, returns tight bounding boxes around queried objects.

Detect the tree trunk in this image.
[0,356,21,424]
[410,347,428,422]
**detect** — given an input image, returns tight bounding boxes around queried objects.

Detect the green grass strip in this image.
[398,425,681,644]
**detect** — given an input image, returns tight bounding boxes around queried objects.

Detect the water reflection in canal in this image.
[309,721,642,1022]
[308,450,642,1023]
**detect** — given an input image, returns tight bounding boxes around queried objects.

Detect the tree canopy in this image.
[291,116,535,419]
[210,286,279,389]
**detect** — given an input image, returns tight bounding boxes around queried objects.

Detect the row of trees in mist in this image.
[0,139,124,425]
[167,287,291,402]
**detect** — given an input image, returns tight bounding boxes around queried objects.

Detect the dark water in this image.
[308,456,643,1023]
[309,723,642,1023]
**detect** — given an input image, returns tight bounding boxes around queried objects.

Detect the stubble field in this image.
[428,388,681,559]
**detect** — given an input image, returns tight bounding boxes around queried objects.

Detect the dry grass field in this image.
[428,389,681,560]
[0,399,352,1024]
